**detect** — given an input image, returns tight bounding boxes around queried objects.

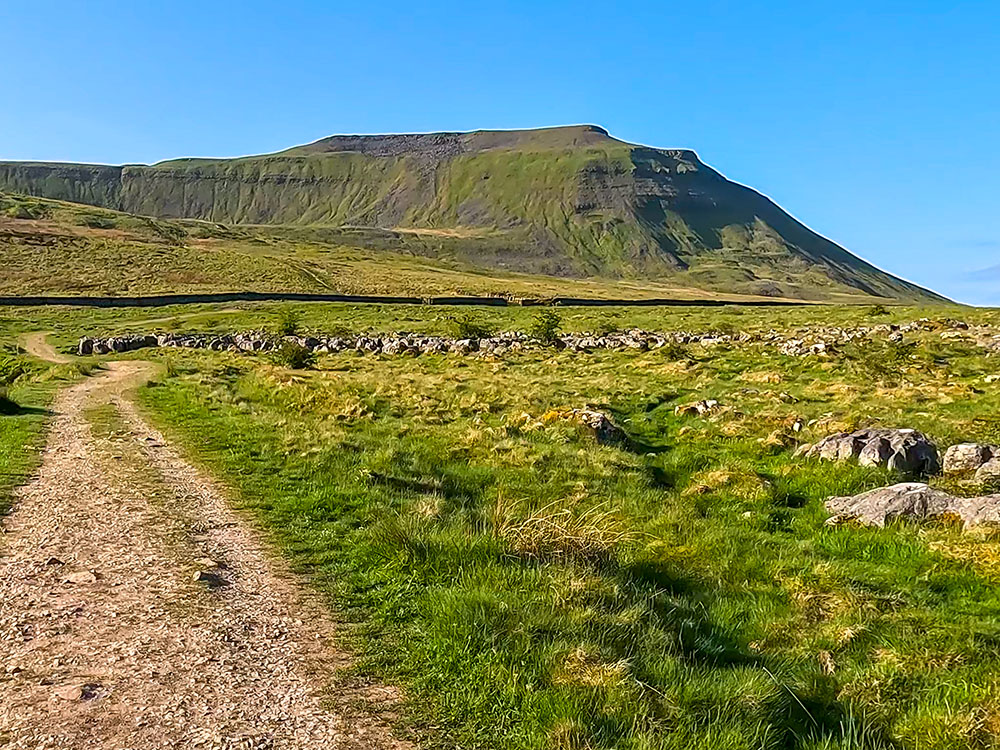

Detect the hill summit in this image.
[0,125,941,302]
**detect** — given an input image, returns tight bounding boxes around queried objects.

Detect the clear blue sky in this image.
[2,1,997,304]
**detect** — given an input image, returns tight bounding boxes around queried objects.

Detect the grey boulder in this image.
[826,482,1000,529]
[943,443,996,474]
[806,428,940,477]
[975,458,1000,483]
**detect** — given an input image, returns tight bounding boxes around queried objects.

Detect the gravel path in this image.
[0,360,411,749]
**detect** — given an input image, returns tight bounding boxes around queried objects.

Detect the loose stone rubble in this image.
[802,428,940,477]
[826,483,1000,529]
[75,316,999,360]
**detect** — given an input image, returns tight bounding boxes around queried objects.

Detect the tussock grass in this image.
[490,495,634,562]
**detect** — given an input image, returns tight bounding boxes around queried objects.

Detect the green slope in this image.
[0,125,944,302]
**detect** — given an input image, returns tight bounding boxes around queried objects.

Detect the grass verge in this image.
[137,326,1000,749]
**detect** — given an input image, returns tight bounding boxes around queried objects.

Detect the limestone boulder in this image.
[943,443,995,474]
[826,482,1000,529]
[805,428,940,477]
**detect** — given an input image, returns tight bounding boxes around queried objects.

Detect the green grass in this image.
[0,190,851,302]
[121,301,1000,749]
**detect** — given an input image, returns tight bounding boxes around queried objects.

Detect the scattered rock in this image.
[193,570,228,588]
[805,428,940,477]
[52,683,101,702]
[194,557,219,568]
[568,409,628,447]
[943,443,996,474]
[44,557,64,566]
[53,684,84,701]
[674,399,720,417]
[826,482,1000,528]
[976,458,1000,483]
[61,570,98,584]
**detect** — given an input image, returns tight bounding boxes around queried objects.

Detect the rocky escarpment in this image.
[0,126,944,301]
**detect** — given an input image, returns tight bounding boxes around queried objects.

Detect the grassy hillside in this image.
[0,126,944,303]
[0,192,899,303]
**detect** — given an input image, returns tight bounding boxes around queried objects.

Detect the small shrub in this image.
[273,341,315,370]
[867,304,890,317]
[448,313,493,339]
[659,340,689,360]
[276,308,302,337]
[713,321,738,337]
[528,309,562,344]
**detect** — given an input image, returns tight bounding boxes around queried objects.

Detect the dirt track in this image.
[0,355,410,749]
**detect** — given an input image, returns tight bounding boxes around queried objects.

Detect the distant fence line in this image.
[0,292,819,309]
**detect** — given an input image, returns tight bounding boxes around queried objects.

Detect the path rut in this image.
[0,360,410,749]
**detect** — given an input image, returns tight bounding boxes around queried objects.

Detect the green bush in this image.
[867,304,890,317]
[448,313,493,339]
[272,341,315,370]
[276,308,303,336]
[659,340,689,360]
[528,309,562,344]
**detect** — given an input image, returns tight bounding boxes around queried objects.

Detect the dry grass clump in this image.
[490,495,634,561]
[547,719,594,750]
[683,466,771,501]
[739,370,784,384]
[552,646,630,688]
[928,529,1000,580]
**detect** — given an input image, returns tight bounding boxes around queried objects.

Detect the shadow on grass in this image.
[605,557,900,749]
[0,402,51,417]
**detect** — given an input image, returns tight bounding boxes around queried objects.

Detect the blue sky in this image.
[1,1,997,304]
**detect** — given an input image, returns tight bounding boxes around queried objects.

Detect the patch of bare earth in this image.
[0,361,411,749]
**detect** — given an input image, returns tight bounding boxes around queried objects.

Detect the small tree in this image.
[276,308,302,336]
[528,310,562,344]
[273,341,315,370]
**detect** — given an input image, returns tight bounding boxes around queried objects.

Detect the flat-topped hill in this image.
[0,126,944,302]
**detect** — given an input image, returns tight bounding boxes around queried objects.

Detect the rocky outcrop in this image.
[804,428,940,477]
[976,459,1000,483]
[826,483,1000,529]
[78,328,730,358]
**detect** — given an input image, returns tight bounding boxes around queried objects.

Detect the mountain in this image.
[0,125,944,302]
